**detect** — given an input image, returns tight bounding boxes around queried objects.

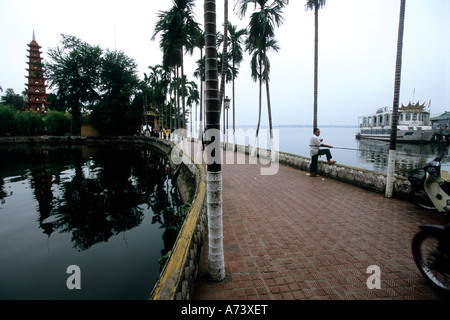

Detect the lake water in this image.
[0,144,183,300]
[220,125,450,175]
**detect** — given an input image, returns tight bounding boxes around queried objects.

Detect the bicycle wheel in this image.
[412,230,450,294]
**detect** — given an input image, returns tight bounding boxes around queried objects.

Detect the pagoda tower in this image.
[24,31,50,113]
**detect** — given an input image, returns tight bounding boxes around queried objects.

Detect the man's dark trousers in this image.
[310,149,332,174]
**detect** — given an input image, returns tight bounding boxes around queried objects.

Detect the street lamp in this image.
[224,96,231,147]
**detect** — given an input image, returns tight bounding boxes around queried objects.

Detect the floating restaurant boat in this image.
[356,101,435,143]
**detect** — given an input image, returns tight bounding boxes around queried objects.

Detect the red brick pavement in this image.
[191,146,450,300]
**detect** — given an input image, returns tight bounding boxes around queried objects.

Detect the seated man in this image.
[309,128,336,177]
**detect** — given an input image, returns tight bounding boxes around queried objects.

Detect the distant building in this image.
[431,111,450,130]
[24,31,50,113]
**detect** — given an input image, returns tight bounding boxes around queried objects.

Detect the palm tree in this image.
[227,23,248,149]
[305,0,326,130]
[204,0,225,282]
[386,0,406,198]
[182,79,200,136]
[153,18,182,133]
[194,55,206,146]
[217,25,245,142]
[236,0,288,158]
[152,0,200,131]
[187,29,205,145]
[145,64,170,131]
[219,0,229,143]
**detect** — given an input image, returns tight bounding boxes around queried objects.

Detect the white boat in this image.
[356,101,435,143]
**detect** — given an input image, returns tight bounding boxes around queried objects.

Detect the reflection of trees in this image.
[50,146,182,252]
[153,204,191,270]
[52,163,144,251]
[0,145,183,254]
[0,178,6,203]
[30,169,54,237]
[127,148,184,259]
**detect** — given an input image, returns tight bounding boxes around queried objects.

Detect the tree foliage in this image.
[44,111,71,135]
[0,105,47,136]
[0,88,24,111]
[152,0,202,129]
[46,35,140,135]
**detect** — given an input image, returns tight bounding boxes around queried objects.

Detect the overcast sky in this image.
[0,0,448,126]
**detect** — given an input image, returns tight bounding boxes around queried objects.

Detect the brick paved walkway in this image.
[192,146,450,300]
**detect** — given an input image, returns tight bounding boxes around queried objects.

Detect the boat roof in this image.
[399,101,428,111]
[359,101,430,118]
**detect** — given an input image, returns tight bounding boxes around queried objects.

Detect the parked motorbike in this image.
[408,154,450,213]
[412,224,450,294]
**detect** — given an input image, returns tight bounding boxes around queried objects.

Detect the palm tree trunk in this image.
[252,62,263,158]
[204,0,225,282]
[386,0,406,198]
[196,48,204,161]
[232,60,236,151]
[177,68,182,130]
[219,0,229,140]
[313,5,319,129]
[181,48,186,132]
[263,54,275,161]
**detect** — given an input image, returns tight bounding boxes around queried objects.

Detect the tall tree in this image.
[184,79,200,136]
[194,54,206,142]
[46,34,103,134]
[0,88,24,110]
[187,28,205,144]
[217,25,241,139]
[386,0,406,198]
[305,0,326,130]
[152,0,201,131]
[47,35,140,135]
[219,0,229,140]
[146,64,171,130]
[227,23,248,149]
[236,0,288,157]
[204,0,225,282]
[90,50,140,135]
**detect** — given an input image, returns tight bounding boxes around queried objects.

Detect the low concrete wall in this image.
[227,142,412,200]
[146,139,207,300]
[277,151,412,199]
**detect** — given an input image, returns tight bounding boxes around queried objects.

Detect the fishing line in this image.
[310,145,379,153]
[335,146,449,158]
[310,145,434,157]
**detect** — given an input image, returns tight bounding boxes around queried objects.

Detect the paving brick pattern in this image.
[192,147,450,300]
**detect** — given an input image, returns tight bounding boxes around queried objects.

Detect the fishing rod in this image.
[310,145,375,152]
[310,145,436,157]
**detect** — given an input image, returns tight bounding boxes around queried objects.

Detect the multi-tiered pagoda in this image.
[24,31,50,113]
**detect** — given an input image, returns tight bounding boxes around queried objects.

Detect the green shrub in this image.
[0,107,74,136]
[44,111,71,135]
[14,111,45,135]
[0,105,16,135]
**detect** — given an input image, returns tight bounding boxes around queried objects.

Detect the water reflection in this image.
[0,144,183,299]
[356,139,450,175]
[0,146,182,251]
